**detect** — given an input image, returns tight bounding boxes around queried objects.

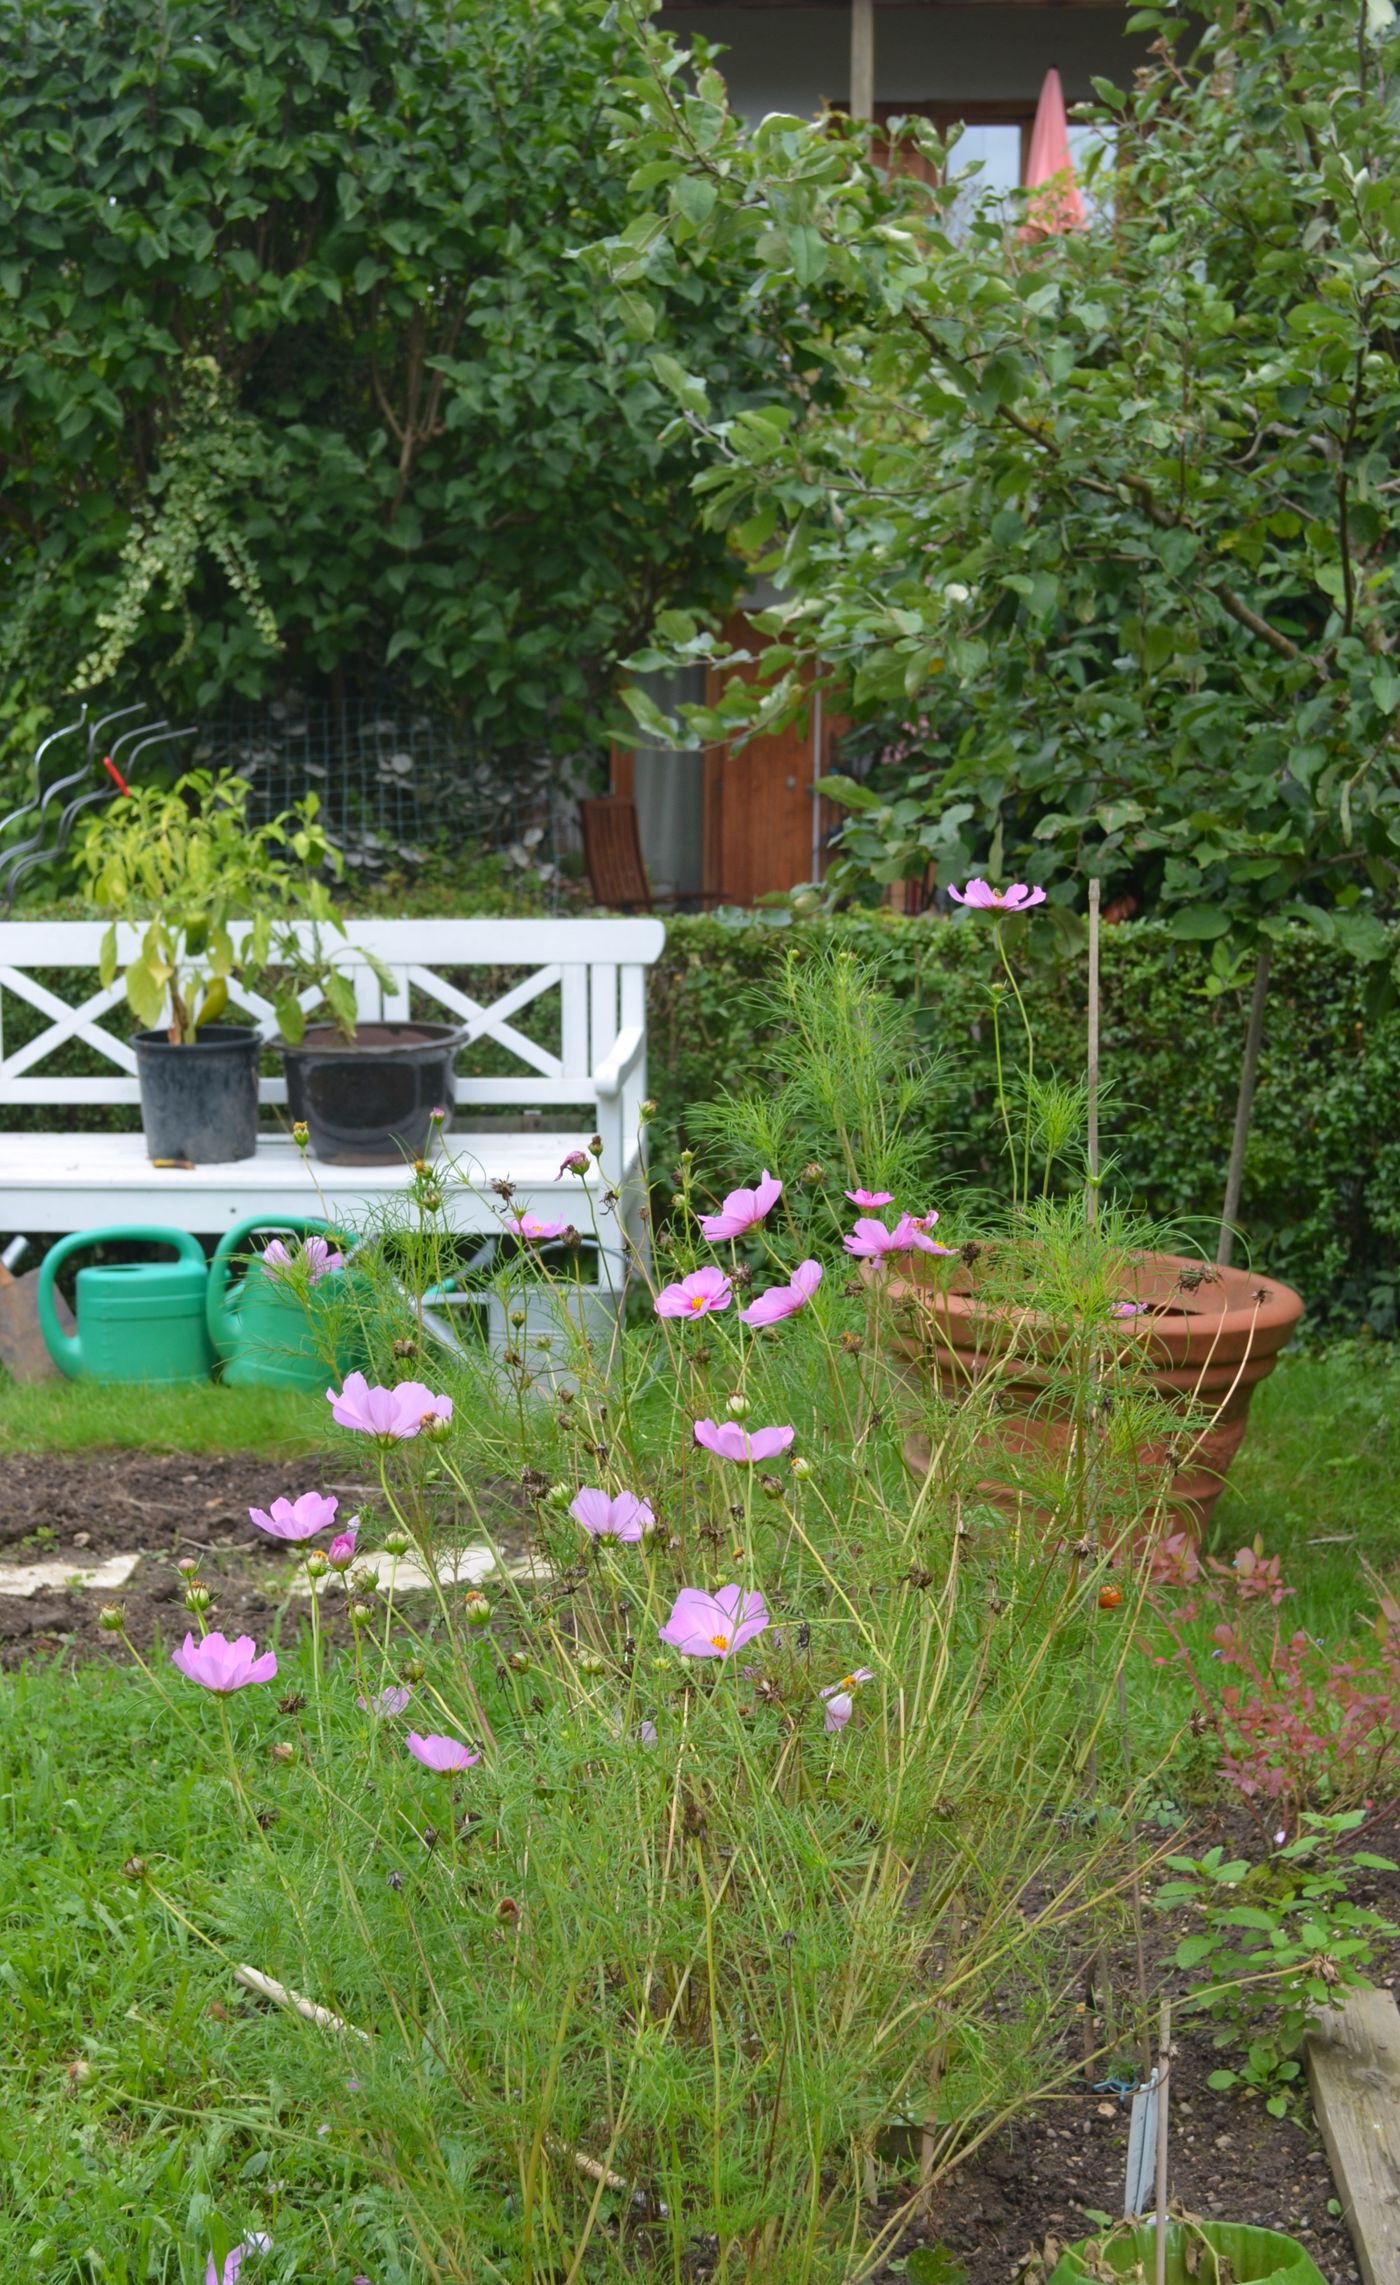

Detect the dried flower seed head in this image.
[270,1741,297,1764]
[279,1692,308,1715]
[491,1178,516,1200]
[393,1336,418,1359]
[840,1331,862,1355]
[507,1651,531,1673]
[1098,1585,1123,1610]
[98,1603,125,1633]
[402,1658,427,1684]
[589,1134,603,1157]
[759,1474,785,1500]
[122,1856,149,1882]
[497,1896,520,1921]
[350,1563,380,1595]
[67,2056,92,2085]
[801,1162,824,1184]
[420,1186,444,1212]
[576,1651,605,1676]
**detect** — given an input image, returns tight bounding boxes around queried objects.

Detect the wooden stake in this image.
[1217,945,1271,1267]
[1154,1999,1171,2285]
[1086,879,1101,1231]
[850,0,875,120]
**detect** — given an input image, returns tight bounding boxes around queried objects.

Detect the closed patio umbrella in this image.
[1021,67,1086,237]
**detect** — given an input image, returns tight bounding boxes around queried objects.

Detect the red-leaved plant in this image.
[1147,1535,1400,1839]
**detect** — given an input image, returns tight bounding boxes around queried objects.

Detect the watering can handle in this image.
[205,1213,338,1359]
[36,1225,206,1379]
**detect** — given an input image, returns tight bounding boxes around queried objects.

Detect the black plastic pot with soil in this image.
[134,1025,262,1163]
[278,1022,467,1164]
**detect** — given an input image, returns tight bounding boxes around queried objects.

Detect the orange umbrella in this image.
[1020,67,1085,238]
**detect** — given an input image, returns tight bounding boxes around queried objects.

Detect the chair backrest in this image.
[0,916,665,1111]
[580,797,654,912]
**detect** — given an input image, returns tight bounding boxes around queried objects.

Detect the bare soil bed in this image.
[1,1446,1387,2282]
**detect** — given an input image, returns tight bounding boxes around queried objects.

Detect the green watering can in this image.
[37,1226,215,1386]
[206,1214,364,1392]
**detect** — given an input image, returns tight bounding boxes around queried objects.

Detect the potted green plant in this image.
[265,920,466,1166]
[78,770,342,1163]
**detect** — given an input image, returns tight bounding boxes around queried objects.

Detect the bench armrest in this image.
[593,1024,645,1099]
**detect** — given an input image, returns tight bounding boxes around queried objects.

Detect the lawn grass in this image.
[0,1375,328,1456]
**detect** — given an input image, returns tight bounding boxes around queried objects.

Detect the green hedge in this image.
[648,913,1400,1338]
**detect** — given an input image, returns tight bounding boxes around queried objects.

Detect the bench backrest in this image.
[0,917,665,1110]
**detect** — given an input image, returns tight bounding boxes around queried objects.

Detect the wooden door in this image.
[703,617,841,905]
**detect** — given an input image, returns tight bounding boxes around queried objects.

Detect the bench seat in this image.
[0,916,665,1288]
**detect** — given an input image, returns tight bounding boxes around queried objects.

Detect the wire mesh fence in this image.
[193,691,599,893]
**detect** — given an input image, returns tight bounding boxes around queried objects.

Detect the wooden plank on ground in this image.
[1307,1984,1400,2285]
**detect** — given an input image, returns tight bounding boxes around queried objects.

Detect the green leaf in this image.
[1168,905,1233,941]
[672,174,718,229]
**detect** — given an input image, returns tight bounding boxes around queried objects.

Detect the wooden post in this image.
[850,0,875,121]
[1086,879,1101,1231]
[1307,1985,1400,2285]
[1217,943,1270,1267]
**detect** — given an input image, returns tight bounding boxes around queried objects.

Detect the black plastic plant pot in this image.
[279,1022,466,1165]
[133,1025,262,1164]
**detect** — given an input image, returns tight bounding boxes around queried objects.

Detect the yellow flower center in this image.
[841,1674,860,1691]
[688,1296,707,1310]
[709,1632,730,1651]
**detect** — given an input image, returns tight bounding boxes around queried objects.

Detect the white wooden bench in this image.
[0,917,665,1293]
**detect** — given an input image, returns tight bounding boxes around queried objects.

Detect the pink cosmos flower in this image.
[327,1522,360,1569]
[636,1720,659,1746]
[845,1188,894,1209]
[821,1667,875,1734]
[654,1267,732,1319]
[248,1491,338,1542]
[262,1235,344,1283]
[558,1150,589,1176]
[693,1418,795,1464]
[328,1372,453,1441]
[948,879,1047,913]
[570,1487,654,1543]
[407,1731,481,1773]
[698,1170,783,1242]
[843,1213,956,1261]
[659,1583,770,1660]
[172,1632,278,1693]
[358,1685,411,1717]
[1111,1300,1148,1318]
[508,1210,571,1242]
[740,1259,823,1328]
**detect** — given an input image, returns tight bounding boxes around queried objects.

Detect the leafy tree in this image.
[601,0,1400,1247]
[0,0,751,748]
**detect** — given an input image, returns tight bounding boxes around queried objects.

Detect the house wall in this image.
[656,5,1148,124]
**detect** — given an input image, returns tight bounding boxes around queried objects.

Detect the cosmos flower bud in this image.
[544,1483,572,1510]
[176,1557,200,1577]
[725,1393,750,1418]
[184,1584,212,1612]
[420,1410,453,1443]
[463,1591,492,1629]
[270,1741,297,1764]
[589,1134,604,1158]
[292,1120,310,1149]
[350,1599,377,1627]
[790,1456,812,1480]
[510,1308,527,1327]
[383,1528,411,1557]
[303,1549,329,1579]
[98,1603,125,1632]
[122,1856,148,1882]
[403,1657,427,1684]
[640,1098,657,1120]
[430,1105,446,1126]
[420,1185,444,1212]
[350,1563,380,1595]
[576,1651,605,1676]
[507,1650,531,1672]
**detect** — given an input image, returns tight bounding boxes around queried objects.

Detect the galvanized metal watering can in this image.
[37,1225,215,1385]
[206,1213,363,1391]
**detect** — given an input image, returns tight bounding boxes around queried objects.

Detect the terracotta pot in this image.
[869,1248,1304,1533]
